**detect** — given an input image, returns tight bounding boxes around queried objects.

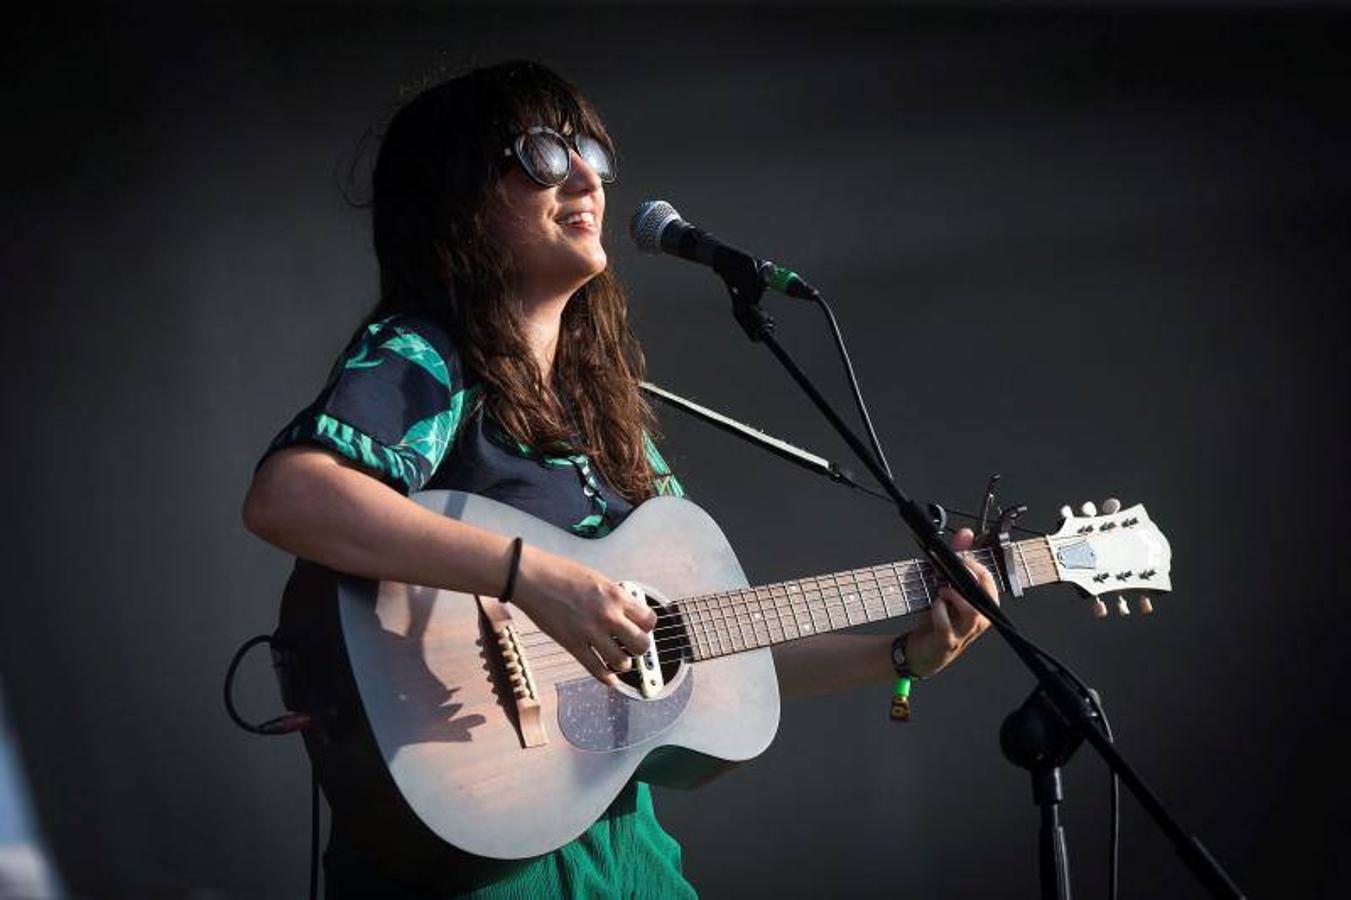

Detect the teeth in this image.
[560,211,595,226]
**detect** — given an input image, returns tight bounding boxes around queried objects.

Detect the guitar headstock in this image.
[1048,498,1172,617]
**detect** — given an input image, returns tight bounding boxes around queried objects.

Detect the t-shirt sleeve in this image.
[643,431,686,498]
[259,316,473,495]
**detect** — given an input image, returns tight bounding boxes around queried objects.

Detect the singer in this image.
[242,59,998,898]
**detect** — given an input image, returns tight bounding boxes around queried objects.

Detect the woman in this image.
[243,59,997,898]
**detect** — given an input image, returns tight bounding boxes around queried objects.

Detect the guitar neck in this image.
[678,538,1057,661]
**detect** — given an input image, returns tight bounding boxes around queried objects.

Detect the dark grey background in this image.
[4,2,1349,897]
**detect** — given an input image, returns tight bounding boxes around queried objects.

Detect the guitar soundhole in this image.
[616,598,690,692]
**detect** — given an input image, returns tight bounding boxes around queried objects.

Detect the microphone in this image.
[629,200,820,300]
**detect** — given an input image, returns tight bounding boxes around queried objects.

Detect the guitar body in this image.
[276,490,780,866]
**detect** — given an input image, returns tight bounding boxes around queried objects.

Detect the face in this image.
[488,130,608,301]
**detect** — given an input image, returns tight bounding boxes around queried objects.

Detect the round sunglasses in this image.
[503,126,617,187]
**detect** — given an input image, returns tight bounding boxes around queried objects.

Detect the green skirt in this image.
[325,782,697,899]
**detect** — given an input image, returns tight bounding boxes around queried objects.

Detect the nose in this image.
[562,148,603,194]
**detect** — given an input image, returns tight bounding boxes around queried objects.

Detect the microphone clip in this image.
[716,253,774,341]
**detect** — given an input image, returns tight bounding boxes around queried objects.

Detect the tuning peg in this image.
[1059,504,1075,521]
[1101,497,1121,514]
[1138,596,1154,614]
[1080,501,1098,517]
[1092,598,1108,618]
[1116,596,1130,616]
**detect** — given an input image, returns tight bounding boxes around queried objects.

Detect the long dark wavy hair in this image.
[359,60,658,503]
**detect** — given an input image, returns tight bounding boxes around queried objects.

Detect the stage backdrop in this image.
[3,4,1348,897]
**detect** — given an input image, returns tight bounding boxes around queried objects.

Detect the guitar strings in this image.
[512,531,1104,652]
[516,556,1062,665]
[520,526,1125,650]
[513,560,1029,657]
[513,561,993,653]
[519,544,1006,637]
[513,544,1025,648]
[517,558,1062,672]
[513,540,1122,677]
[520,558,1064,678]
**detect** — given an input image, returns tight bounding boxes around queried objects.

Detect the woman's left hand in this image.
[900,527,1000,678]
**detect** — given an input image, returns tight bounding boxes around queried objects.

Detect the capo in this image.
[971,473,1027,598]
[996,505,1028,598]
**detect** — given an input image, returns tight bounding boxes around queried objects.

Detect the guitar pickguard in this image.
[556,669,694,752]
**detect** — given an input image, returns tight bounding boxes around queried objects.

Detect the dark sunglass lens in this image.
[576,134,616,183]
[519,132,570,185]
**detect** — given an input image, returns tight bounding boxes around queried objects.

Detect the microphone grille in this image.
[629,200,681,253]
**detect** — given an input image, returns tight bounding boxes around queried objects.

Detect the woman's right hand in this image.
[509,545,658,686]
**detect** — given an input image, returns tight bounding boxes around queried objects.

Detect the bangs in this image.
[490,62,614,152]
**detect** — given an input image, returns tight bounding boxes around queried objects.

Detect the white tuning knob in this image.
[1101,497,1121,514]
[1080,501,1098,517]
[1138,596,1154,614]
[1059,504,1075,521]
[1116,596,1130,616]
[1092,598,1108,618]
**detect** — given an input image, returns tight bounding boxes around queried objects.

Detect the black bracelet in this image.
[501,537,524,604]
[890,632,925,681]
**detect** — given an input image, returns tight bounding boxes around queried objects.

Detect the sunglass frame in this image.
[502,126,616,187]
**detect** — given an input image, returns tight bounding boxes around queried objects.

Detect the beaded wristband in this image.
[889,633,925,681]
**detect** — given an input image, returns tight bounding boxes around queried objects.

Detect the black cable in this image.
[224,636,277,735]
[223,635,320,898]
[1110,713,1120,900]
[844,480,1049,538]
[810,293,895,481]
[310,768,320,900]
[224,635,311,736]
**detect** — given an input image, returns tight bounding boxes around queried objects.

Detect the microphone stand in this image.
[704,251,1245,900]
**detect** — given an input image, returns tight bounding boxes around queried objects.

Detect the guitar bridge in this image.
[478,596,548,748]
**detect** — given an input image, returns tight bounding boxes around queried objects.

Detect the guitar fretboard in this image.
[674,539,1056,661]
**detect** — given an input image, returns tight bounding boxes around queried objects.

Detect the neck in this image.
[519,291,570,383]
[674,537,1058,661]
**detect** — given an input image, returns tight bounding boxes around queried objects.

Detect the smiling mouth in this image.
[557,211,598,229]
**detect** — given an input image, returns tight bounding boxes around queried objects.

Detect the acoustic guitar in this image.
[274,490,1170,864]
